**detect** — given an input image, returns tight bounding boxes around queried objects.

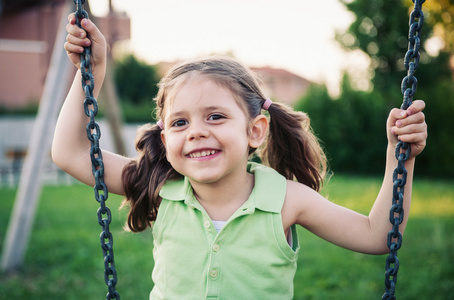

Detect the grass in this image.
[0,175,453,299]
[294,176,454,299]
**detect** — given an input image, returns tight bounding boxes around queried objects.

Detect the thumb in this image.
[80,18,103,41]
[80,18,107,68]
[387,108,406,128]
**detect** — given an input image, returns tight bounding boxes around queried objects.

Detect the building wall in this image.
[156,62,311,106]
[252,66,311,105]
[0,2,65,107]
[0,1,131,185]
[0,1,131,108]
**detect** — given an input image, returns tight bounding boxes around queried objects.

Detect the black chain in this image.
[73,1,120,299]
[382,1,425,299]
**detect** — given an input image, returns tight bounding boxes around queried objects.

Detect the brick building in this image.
[251,66,311,105]
[0,0,130,185]
[0,0,130,108]
[156,62,311,106]
[0,0,310,184]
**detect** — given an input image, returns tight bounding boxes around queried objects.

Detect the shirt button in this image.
[210,269,218,278]
[212,244,220,252]
[204,221,211,229]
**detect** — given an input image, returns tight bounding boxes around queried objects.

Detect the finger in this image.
[392,122,427,141]
[395,111,425,128]
[68,13,76,24]
[66,33,91,48]
[80,18,104,44]
[399,132,426,144]
[387,108,407,128]
[81,19,106,48]
[64,40,84,54]
[406,99,425,116]
[66,21,87,39]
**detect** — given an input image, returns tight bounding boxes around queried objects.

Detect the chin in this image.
[188,175,220,184]
[186,170,228,185]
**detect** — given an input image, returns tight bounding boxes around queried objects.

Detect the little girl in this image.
[53,15,428,299]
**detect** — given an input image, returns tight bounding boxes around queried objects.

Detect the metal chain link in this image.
[382,1,425,299]
[73,0,120,299]
[70,0,425,298]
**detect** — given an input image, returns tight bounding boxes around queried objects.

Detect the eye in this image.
[208,114,225,121]
[171,119,188,127]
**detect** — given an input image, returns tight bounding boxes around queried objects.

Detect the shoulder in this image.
[281,180,326,230]
[248,162,287,212]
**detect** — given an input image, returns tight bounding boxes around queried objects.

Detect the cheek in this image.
[163,135,182,158]
[223,125,251,150]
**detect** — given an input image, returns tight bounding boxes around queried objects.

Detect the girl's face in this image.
[160,76,264,186]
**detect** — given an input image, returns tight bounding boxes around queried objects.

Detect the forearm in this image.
[368,144,415,251]
[52,66,106,180]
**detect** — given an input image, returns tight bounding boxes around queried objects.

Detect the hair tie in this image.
[262,98,273,110]
[157,119,164,130]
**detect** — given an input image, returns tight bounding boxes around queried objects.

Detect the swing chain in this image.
[383,1,424,299]
[401,0,425,110]
[74,0,120,299]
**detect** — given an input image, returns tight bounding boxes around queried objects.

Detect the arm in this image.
[52,14,129,195]
[283,100,427,254]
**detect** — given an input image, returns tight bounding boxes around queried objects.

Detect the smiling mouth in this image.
[187,150,220,158]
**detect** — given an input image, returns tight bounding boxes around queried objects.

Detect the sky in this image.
[89,0,366,95]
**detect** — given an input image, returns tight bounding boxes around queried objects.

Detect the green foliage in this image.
[336,0,413,101]
[422,0,454,53]
[120,99,156,123]
[335,0,447,104]
[114,54,160,122]
[0,102,39,116]
[297,75,454,177]
[294,0,454,177]
[412,74,454,177]
[296,77,388,175]
[1,177,453,299]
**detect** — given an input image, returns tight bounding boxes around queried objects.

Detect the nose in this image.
[187,120,209,141]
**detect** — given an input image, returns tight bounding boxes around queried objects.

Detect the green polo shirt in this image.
[150,162,299,300]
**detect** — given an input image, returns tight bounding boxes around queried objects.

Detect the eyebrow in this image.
[167,111,186,119]
[203,105,230,112]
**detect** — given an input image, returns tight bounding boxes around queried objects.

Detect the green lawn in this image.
[0,175,453,299]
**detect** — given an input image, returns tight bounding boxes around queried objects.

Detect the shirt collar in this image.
[159,162,286,213]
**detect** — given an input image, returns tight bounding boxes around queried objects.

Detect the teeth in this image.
[189,150,218,158]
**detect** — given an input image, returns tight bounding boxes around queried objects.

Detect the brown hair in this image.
[122,56,327,232]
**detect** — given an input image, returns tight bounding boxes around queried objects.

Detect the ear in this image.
[248,114,268,148]
[160,130,166,147]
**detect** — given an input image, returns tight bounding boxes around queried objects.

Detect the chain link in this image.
[382,1,425,299]
[71,0,425,298]
[73,0,120,299]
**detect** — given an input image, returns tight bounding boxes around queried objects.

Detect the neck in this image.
[189,171,254,221]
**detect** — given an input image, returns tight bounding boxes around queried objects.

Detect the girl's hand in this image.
[64,13,106,72]
[387,99,427,159]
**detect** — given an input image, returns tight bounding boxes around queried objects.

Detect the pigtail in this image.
[262,102,327,191]
[120,56,327,232]
[121,123,181,232]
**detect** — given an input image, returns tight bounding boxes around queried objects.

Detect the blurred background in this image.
[0,0,453,299]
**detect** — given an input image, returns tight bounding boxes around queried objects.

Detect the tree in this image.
[422,0,454,55]
[295,77,388,175]
[295,0,454,177]
[114,54,160,122]
[335,0,452,108]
